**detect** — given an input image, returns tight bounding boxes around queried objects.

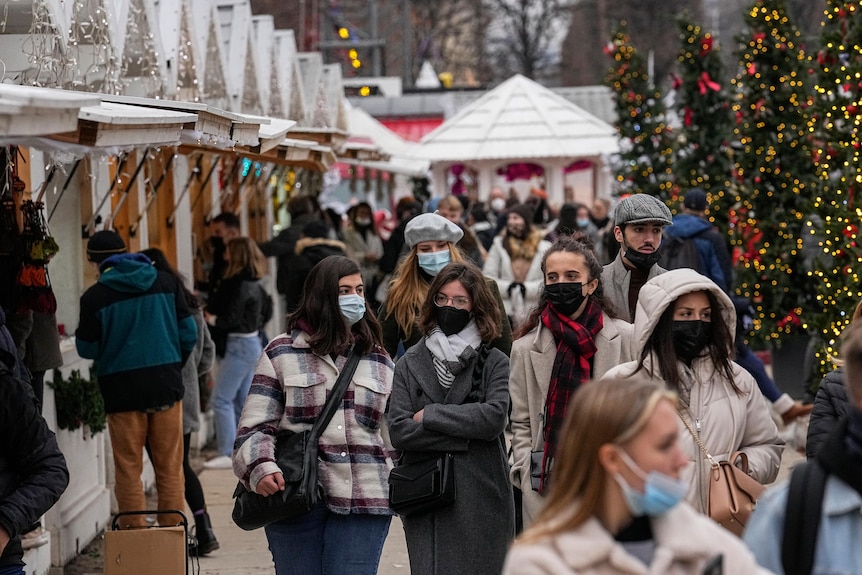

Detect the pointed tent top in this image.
[415,60,441,89]
[410,73,619,162]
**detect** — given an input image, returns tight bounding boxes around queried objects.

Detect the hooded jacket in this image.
[664,214,732,292]
[285,237,347,311]
[601,269,783,513]
[76,253,198,413]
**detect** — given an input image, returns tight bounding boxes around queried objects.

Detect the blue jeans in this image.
[213,335,262,456]
[0,565,25,575]
[264,504,391,575]
[736,342,782,403]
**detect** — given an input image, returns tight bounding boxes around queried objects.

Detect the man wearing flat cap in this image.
[601,194,673,322]
[76,230,198,527]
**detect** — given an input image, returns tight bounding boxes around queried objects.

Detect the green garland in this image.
[50,367,106,436]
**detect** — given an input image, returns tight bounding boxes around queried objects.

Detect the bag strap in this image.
[309,348,362,440]
[677,410,720,470]
[781,460,828,575]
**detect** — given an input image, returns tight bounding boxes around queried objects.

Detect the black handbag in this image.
[388,452,456,516]
[231,349,361,531]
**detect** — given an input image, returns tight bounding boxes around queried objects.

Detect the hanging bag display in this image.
[679,411,765,536]
[231,349,361,530]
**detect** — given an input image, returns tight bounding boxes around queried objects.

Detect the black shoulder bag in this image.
[781,460,828,575]
[232,349,361,530]
[388,345,491,517]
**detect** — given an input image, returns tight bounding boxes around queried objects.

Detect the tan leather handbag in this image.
[679,412,765,536]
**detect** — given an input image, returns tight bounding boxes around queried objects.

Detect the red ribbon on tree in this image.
[697,72,720,95]
[684,107,693,126]
[700,36,714,56]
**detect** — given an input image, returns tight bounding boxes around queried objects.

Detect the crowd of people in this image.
[6,186,861,575]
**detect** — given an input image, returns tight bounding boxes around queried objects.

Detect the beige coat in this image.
[502,502,775,575]
[484,235,551,327]
[509,314,635,526]
[600,253,666,322]
[601,269,784,512]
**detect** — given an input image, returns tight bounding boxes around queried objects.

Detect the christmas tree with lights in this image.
[730,0,817,347]
[809,0,862,373]
[672,18,735,233]
[604,23,675,201]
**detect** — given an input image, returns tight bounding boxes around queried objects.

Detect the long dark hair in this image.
[418,262,502,343]
[140,248,200,309]
[634,289,740,395]
[515,236,619,339]
[286,255,383,356]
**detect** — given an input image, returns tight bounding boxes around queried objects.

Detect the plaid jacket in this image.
[234,330,395,515]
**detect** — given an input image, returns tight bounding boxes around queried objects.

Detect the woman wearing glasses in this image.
[378,212,512,359]
[388,261,515,575]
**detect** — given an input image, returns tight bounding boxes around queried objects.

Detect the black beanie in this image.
[87,230,126,263]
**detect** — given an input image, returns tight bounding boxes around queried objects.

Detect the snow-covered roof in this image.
[409,74,619,163]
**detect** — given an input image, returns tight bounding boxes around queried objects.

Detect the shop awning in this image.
[253,118,296,153]
[287,127,348,151]
[50,102,197,147]
[0,84,101,140]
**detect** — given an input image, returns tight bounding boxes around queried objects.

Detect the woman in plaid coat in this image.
[233,256,395,575]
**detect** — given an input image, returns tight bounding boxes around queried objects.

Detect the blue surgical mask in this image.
[338,294,366,325]
[613,448,688,516]
[576,217,591,228]
[417,250,451,276]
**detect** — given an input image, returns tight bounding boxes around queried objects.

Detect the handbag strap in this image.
[677,409,720,469]
[309,348,362,440]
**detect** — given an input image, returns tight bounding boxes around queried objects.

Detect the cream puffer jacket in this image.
[502,502,776,575]
[601,269,784,513]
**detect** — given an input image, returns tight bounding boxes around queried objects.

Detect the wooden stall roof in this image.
[49,102,197,147]
[0,84,101,138]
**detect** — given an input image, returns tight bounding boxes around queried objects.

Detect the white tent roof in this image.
[409,74,618,163]
[347,106,429,177]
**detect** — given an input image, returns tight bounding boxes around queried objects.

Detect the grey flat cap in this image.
[405,213,464,248]
[614,194,673,227]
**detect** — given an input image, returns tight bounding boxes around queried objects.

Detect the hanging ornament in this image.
[697,72,720,95]
[699,36,714,56]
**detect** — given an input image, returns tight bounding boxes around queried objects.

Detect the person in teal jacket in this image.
[76,230,197,527]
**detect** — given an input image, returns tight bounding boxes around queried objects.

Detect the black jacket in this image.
[807,367,850,459]
[0,367,69,568]
[206,271,269,356]
[258,214,318,296]
[285,237,347,313]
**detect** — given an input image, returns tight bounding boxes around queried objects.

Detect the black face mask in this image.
[544,282,587,316]
[624,248,661,271]
[672,320,713,363]
[436,306,471,336]
[209,236,225,252]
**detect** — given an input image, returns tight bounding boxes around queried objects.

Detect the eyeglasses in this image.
[434,294,470,309]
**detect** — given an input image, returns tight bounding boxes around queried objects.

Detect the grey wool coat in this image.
[388,340,515,575]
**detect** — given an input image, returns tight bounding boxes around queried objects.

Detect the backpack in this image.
[659,233,703,273]
[781,460,828,575]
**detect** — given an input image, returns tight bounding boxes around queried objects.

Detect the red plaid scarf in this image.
[538,299,603,493]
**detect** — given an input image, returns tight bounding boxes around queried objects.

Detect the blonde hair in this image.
[437,195,464,215]
[225,237,268,279]
[517,377,677,545]
[384,243,464,339]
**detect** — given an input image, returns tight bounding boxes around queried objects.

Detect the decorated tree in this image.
[809,0,862,374]
[729,0,817,347]
[672,17,735,234]
[604,23,675,201]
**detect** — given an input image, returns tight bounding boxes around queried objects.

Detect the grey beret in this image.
[404,213,464,248]
[614,194,673,227]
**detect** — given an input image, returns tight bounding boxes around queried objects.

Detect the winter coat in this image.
[664,214,732,293]
[342,225,384,291]
[182,309,215,434]
[0,367,69,568]
[601,269,783,513]
[258,213,318,299]
[807,367,849,459]
[388,340,515,575]
[509,314,635,527]
[234,330,395,515]
[76,254,198,413]
[286,237,348,311]
[600,253,666,323]
[503,502,773,575]
[5,310,63,374]
[0,307,28,384]
[380,278,513,358]
[483,235,551,328]
[206,271,270,356]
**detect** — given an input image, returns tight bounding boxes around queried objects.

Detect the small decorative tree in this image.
[672,17,735,234]
[604,22,675,202]
[729,0,817,347]
[50,367,106,437]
